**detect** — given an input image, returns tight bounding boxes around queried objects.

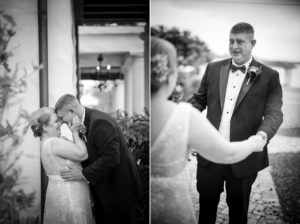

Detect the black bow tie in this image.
[231,64,246,73]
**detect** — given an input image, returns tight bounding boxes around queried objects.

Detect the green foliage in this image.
[114,108,149,224]
[0,11,39,223]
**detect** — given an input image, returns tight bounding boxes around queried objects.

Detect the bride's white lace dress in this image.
[151,102,196,224]
[41,137,94,224]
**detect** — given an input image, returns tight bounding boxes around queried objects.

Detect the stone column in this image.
[132,53,145,114]
[123,55,133,115]
[140,23,149,111]
[48,0,76,139]
[112,80,125,112]
[48,0,77,106]
[122,53,145,115]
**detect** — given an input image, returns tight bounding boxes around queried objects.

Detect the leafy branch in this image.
[0,11,39,223]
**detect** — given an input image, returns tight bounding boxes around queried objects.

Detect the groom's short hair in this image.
[55,94,79,112]
[230,22,254,35]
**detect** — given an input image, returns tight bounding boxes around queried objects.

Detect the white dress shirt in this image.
[219,57,252,140]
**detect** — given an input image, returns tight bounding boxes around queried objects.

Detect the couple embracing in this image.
[31,94,145,224]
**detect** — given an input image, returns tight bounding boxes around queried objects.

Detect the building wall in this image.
[48,0,77,106]
[1,0,77,220]
[47,0,77,140]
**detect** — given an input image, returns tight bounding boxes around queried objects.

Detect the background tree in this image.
[151,25,213,67]
[151,25,214,101]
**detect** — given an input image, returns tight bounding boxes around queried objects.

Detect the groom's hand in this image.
[256,131,267,146]
[60,165,84,181]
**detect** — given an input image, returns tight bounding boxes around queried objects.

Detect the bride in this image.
[150,37,265,224]
[31,107,94,224]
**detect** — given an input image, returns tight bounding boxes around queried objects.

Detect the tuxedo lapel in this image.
[234,59,260,112]
[219,60,231,111]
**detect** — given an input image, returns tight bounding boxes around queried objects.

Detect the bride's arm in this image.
[188,107,265,164]
[51,120,88,162]
[51,136,88,162]
[71,129,88,160]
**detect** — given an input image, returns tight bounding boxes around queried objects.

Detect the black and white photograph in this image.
[2,0,300,224]
[151,0,300,223]
[0,0,149,224]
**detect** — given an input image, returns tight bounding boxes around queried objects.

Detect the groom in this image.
[189,22,283,224]
[55,94,145,224]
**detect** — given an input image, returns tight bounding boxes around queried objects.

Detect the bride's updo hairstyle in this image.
[151,37,177,93]
[30,107,54,137]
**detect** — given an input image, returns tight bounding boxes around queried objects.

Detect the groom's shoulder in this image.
[91,109,113,120]
[90,108,118,126]
[253,59,279,75]
[253,59,279,78]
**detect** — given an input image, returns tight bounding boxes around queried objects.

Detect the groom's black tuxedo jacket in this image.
[189,58,283,177]
[82,108,145,216]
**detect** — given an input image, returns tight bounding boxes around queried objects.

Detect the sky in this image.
[151,0,300,62]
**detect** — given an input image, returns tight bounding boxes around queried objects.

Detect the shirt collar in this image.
[81,108,86,124]
[232,56,252,71]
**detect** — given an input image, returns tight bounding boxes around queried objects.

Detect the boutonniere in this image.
[246,65,262,85]
[79,124,87,142]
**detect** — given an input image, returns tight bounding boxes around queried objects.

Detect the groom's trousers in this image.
[96,200,137,224]
[196,163,257,224]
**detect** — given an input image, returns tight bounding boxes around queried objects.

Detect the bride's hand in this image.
[68,115,81,133]
[248,135,266,152]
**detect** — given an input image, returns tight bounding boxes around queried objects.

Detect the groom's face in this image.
[56,108,73,124]
[229,32,255,65]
